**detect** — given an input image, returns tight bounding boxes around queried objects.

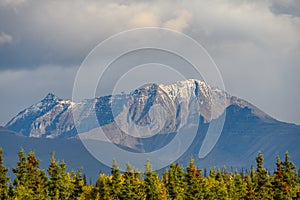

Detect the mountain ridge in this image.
[5,79,276,140]
[1,79,300,176]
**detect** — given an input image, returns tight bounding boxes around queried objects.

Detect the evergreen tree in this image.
[97,173,111,200]
[0,148,9,200]
[12,148,27,187]
[27,151,48,199]
[144,160,164,200]
[12,148,48,199]
[281,151,297,197]
[229,171,247,199]
[109,160,122,199]
[204,167,228,199]
[47,152,71,199]
[1,148,300,199]
[78,184,99,200]
[120,162,143,199]
[272,156,288,199]
[185,157,204,199]
[165,163,186,199]
[244,173,255,200]
[70,169,84,199]
[254,152,272,199]
[7,184,14,199]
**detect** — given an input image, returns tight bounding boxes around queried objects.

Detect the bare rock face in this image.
[3,80,300,175]
[5,79,271,142]
[5,93,75,138]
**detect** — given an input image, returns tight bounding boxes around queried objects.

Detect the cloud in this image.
[0,32,12,45]
[0,0,28,7]
[270,0,300,17]
[0,0,299,124]
[0,1,194,70]
[130,11,159,27]
[164,10,192,32]
[0,0,299,70]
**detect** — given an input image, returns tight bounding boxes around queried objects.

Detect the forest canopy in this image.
[0,148,300,199]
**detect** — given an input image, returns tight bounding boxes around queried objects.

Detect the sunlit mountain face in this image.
[2,79,300,176]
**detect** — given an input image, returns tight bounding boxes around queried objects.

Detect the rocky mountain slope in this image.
[2,79,300,176]
[5,79,274,139]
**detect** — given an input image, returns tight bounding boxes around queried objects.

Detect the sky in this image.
[0,0,300,125]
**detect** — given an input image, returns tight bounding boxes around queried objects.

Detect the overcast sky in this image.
[0,0,300,125]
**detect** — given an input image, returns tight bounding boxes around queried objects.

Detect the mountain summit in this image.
[5,80,276,140]
[42,92,61,102]
[6,93,74,138]
[3,79,300,170]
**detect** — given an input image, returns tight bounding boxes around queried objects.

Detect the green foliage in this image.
[119,162,144,199]
[0,148,9,200]
[254,152,272,199]
[184,157,204,199]
[70,169,85,199]
[164,163,186,199]
[272,157,286,199]
[144,160,165,200]
[97,173,111,200]
[109,159,122,199]
[47,152,72,199]
[0,149,300,199]
[12,148,48,199]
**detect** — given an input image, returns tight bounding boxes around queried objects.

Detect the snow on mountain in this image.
[5,79,273,141]
[5,93,75,138]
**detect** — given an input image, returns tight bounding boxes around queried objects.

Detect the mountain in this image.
[2,79,300,174]
[5,79,274,139]
[5,93,75,138]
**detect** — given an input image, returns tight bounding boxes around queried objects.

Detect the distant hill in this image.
[0,127,109,181]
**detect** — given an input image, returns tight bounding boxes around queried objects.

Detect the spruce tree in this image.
[254,152,271,199]
[272,156,288,199]
[47,152,71,199]
[165,163,186,199]
[27,151,48,199]
[70,169,84,199]
[97,173,111,200]
[281,151,297,198]
[12,148,27,187]
[109,160,122,199]
[0,148,9,200]
[144,160,163,200]
[120,162,143,199]
[185,157,204,199]
[12,148,48,199]
[244,173,255,200]
[12,148,34,199]
[230,171,247,199]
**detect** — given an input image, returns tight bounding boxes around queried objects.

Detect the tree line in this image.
[0,148,300,199]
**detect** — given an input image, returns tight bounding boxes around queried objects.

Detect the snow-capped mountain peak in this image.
[42,92,61,102]
[5,79,274,140]
[5,93,74,138]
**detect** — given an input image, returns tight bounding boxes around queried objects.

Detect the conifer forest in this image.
[0,148,300,199]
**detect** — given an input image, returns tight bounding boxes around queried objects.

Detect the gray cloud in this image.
[0,0,299,125]
[0,66,77,125]
[270,0,300,17]
[0,0,28,8]
[0,0,299,69]
[0,32,12,45]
